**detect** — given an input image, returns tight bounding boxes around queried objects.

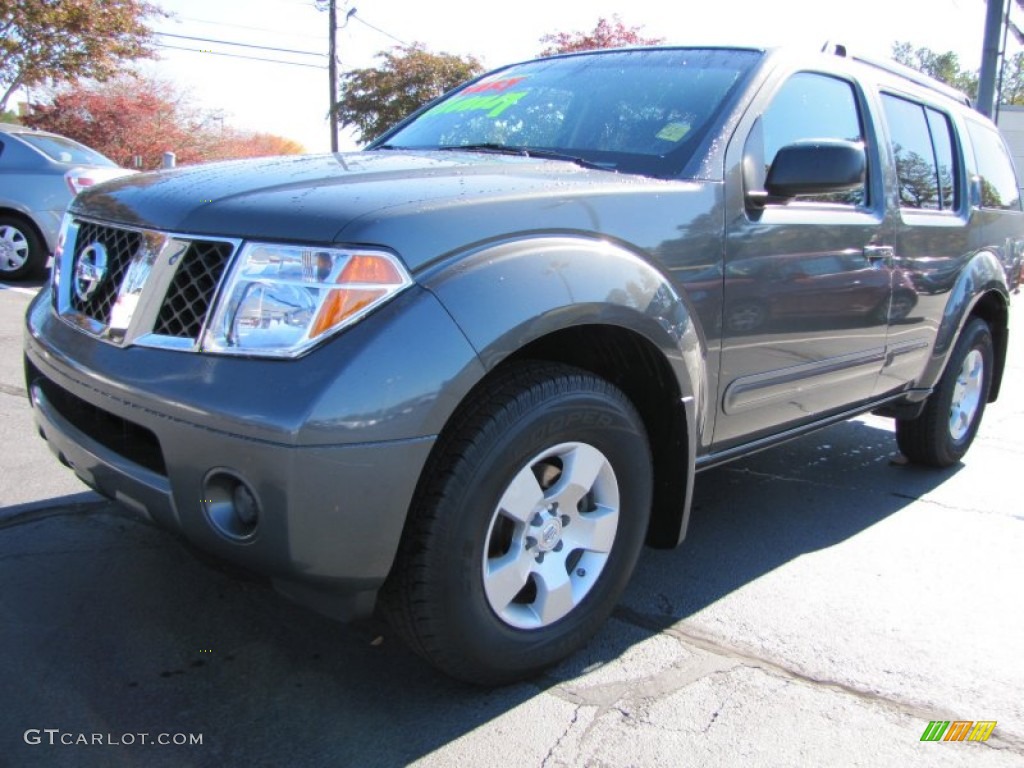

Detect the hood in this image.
[71,150,686,271]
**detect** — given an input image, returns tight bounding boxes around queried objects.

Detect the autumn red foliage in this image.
[22,75,303,169]
[538,15,665,57]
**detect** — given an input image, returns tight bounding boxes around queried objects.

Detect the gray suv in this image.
[23,46,1020,683]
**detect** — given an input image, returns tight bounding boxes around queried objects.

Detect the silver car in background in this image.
[0,123,134,280]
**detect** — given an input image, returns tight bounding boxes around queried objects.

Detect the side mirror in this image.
[761,139,865,199]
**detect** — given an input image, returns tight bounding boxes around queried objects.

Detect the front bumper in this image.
[24,284,484,618]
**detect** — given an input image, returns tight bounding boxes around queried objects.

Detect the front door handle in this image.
[863,245,894,267]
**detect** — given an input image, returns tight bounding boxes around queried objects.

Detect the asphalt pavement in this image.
[1,279,1021,768]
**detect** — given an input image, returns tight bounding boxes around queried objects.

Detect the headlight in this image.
[202,242,412,357]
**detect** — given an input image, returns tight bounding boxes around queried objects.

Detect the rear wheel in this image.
[382,363,652,684]
[0,215,46,280]
[896,318,993,467]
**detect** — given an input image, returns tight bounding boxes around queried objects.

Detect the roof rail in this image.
[821,42,972,107]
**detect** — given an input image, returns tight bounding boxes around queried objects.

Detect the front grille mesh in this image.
[153,241,234,338]
[65,221,235,346]
[69,222,141,323]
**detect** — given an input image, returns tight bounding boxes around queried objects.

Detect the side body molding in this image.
[421,236,708,546]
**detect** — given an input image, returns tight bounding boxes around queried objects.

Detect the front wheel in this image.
[896,318,993,467]
[381,363,652,684]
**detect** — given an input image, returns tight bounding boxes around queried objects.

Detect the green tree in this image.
[337,43,483,144]
[999,51,1024,105]
[891,42,979,99]
[0,0,164,111]
[538,15,664,56]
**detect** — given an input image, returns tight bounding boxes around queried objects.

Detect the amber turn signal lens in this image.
[310,254,406,338]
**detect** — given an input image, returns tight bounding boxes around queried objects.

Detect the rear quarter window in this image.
[966,120,1021,210]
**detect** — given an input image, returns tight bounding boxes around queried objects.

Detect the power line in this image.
[350,13,407,46]
[154,43,327,69]
[176,15,324,40]
[154,31,325,57]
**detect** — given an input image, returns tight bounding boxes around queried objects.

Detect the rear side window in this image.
[881,94,958,211]
[966,120,1021,210]
[761,72,866,206]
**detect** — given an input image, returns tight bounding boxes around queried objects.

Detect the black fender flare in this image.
[920,249,1010,397]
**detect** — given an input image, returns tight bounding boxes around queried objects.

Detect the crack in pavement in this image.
[0,382,27,399]
[611,606,1024,753]
[890,491,1024,519]
[539,702,582,768]
[721,465,897,493]
[0,499,134,531]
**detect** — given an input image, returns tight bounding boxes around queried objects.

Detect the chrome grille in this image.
[56,219,238,350]
[69,222,141,323]
[153,240,234,338]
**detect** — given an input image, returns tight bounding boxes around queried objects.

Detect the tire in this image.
[381,363,652,684]
[896,318,993,467]
[0,215,47,281]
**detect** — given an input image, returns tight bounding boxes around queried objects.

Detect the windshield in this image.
[17,133,117,167]
[378,48,761,178]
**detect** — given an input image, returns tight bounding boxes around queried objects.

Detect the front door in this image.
[715,71,894,447]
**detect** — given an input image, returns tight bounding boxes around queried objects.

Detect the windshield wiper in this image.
[517,148,615,172]
[437,144,614,171]
[436,143,527,156]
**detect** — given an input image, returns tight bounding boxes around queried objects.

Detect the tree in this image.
[538,15,664,56]
[209,130,305,161]
[337,44,483,144]
[0,0,165,111]
[22,75,302,169]
[891,42,978,99]
[999,51,1024,105]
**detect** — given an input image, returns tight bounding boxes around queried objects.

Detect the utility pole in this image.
[328,0,339,152]
[978,0,1008,117]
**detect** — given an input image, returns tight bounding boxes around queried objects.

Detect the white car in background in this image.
[0,123,135,280]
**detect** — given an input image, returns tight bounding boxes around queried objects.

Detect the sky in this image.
[17,0,1018,153]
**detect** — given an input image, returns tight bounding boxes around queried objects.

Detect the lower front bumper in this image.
[26,356,435,620]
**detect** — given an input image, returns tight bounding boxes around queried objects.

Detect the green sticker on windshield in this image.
[426,90,528,118]
[656,122,691,142]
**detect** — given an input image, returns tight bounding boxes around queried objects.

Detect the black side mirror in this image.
[763,139,866,199]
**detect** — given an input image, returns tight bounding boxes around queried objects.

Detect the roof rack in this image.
[821,42,972,107]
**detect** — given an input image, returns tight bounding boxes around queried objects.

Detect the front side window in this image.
[966,120,1021,210]
[378,48,761,179]
[761,72,867,206]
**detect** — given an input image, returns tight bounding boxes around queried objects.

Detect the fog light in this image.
[202,471,260,541]
[233,483,259,526]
